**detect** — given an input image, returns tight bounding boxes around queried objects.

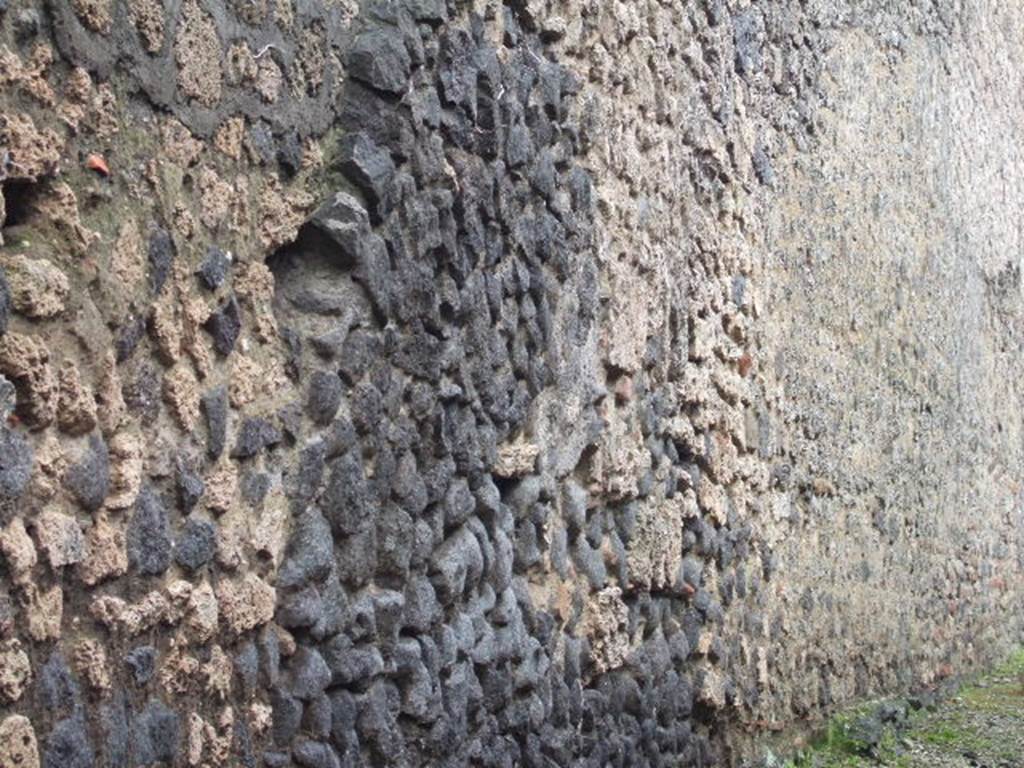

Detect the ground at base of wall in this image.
[764,650,1024,768]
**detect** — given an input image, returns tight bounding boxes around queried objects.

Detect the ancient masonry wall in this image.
[1,0,1023,766]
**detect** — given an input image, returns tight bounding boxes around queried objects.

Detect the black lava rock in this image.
[286,647,332,701]
[278,130,304,178]
[306,371,343,426]
[201,386,229,459]
[176,459,204,513]
[115,314,146,363]
[127,486,172,576]
[174,516,217,571]
[148,225,175,296]
[323,452,370,536]
[197,246,231,290]
[338,132,395,207]
[64,434,108,511]
[125,646,156,686]
[205,295,242,356]
[44,715,95,768]
[231,417,283,459]
[131,699,180,767]
[0,425,31,500]
[278,508,334,589]
[38,652,81,716]
[346,27,412,95]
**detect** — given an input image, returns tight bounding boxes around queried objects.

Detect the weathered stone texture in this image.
[0,0,1022,766]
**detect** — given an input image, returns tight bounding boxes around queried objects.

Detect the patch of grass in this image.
[771,649,1024,767]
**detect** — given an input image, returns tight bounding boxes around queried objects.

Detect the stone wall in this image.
[1,0,1022,766]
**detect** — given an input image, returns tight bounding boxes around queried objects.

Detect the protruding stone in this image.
[3,254,70,318]
[0,714,39,768]
[197,246,231,290]
[64,434,109,512]
[77,515,127,586]
[217,574,275,634]
[0,517,36,585]
[0,640,31,703]
[127,486,172,576]
[346,28,411,95]
[306,371,342,426]
[0,425,32,500]
[174,517,217,572]
[34,508,85,568]
[338,132,395,207]
[201,386,228,459]
[204,296,241,356]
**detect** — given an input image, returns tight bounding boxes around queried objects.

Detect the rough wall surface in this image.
[0,1,1022,766]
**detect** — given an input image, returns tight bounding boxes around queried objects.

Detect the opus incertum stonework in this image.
[1,0,1023,766]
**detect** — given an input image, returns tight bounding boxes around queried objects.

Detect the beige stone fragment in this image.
[0,44,55,107]
[250,492,288,567]
[0,641,31,703]
[36,182,96,255]
[226,43,257,86]
[73,638,110,693]
[161,118,203,167]
[204,645,232,700]
[696,666,726,709]
[172,202,197,240]
[214,117,245,159]
[25,583,62,641]
[0,112,61,181]
[185,580,218,643]
[198,167,232,230]
[249,702,272,737]
[70,0,112,33]
[255,57,283,103]
[164,364,201,431]
[229,175,251,233]
[127,0,165,53]
[181,294,213,379]
[0,518,37,586]
[203,707,233,765]
[150,294,182,364]
[29,433,64,501]
[89,82,119,139]
[106,431,143,509]
[95,351,127,435]
[697,474,729,526]
[217,573,276,635]
[3,255,71,318]
[111,220,146,293]
[579,587,631,677]
[215,518,245,571]
[166,579,195,624]
[204,459,237,515]
[66,66,92,103]
[33,508,85,568]
[0,714,39,768]
[258,179,314,250]
[626,498,684,592]
[57,360,97,435]
[159,645,200,695]
[186,712,205,766]
[0,333,57,427]
[77,514,127,586]
[90,589,169,635]
[493,437,539,478]
[174,0,223,107]
[234,261,277,341]
[229,352,288,408]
